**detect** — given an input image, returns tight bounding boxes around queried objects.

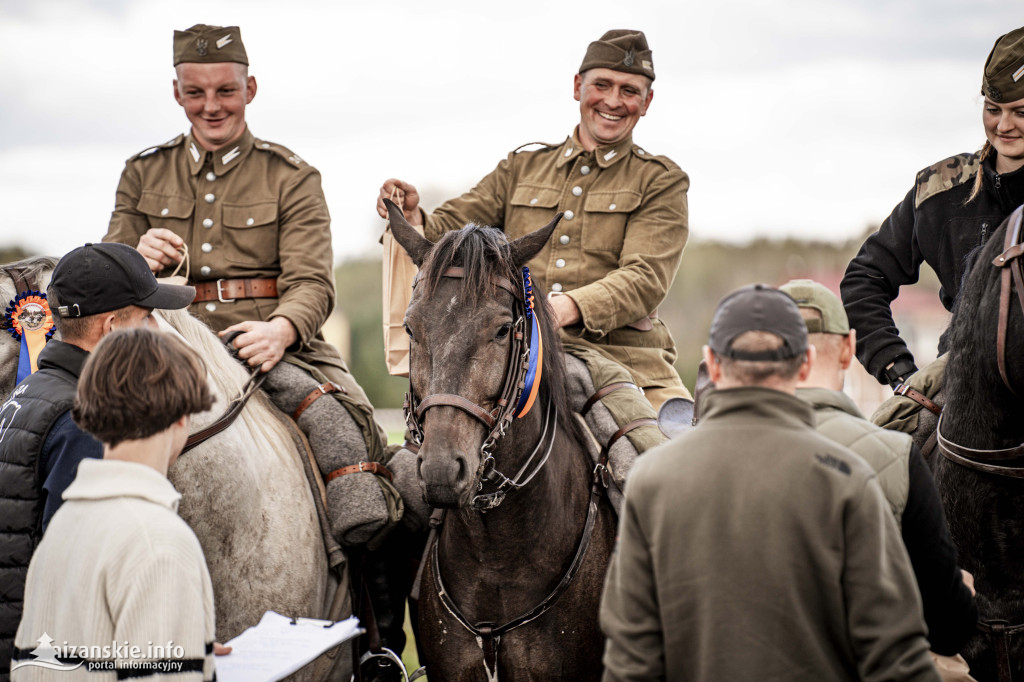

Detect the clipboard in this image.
[214,611,364,682]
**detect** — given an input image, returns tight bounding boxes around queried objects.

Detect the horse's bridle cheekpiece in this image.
[403,264,548,511]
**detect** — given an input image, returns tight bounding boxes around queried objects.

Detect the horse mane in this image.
[155,308,298,468]
[944,213,1024,443]
[419,225,587,445]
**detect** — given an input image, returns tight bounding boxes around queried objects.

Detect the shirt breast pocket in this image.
[137,191,195,232]
[582,191,641,253]
[222,201,279,266]
[509,186,560,239]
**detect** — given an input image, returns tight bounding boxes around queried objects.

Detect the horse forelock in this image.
[416,225,584,445]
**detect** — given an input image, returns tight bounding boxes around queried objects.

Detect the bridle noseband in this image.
[402,265,545,510]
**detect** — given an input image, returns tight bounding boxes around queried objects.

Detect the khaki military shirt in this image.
[104,128,344,370]
[424,129,688,388]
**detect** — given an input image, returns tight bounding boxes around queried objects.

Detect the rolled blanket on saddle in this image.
[261,359,403,549]
[563,343,667,513]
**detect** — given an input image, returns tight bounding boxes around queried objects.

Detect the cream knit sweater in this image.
[12,459,216,681]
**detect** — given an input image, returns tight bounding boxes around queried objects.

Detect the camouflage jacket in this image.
[841,150,1024,382]
[104,128,346,371]
[423,129,689,388]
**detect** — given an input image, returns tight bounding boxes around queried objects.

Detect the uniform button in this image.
[559,235,570,245]
[555,259,566,268]
[204,193,215,203]
[637,148,646,155]
[580,165,591,175]
[205,303,217,312]
[203,218,214,229]
[530,198,538,205]
[572,186,583,197]
[201,243,212,253]
[551,283,563,292]
[160,208,169,216]
[609,203,617,210]
[564,210,575,220]
[200,266,211,276]
[206,171,217,182]
[246,218,255,226]
[261,143,271,149]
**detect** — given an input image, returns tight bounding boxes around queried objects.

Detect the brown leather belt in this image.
[192,278,278,304]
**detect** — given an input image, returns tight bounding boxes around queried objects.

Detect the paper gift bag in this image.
[381,221,421,376]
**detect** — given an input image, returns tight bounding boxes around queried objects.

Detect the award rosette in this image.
[5,291,55,383]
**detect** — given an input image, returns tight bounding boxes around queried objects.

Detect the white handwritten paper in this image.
[215,611,363,682]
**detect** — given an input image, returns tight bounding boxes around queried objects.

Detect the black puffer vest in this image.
[0,341,86,676]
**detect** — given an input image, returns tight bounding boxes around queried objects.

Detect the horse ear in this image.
[510,213,563,268]
[385,198,434,267]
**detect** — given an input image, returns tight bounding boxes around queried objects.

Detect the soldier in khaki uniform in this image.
[377,29,689,411]
[104,24,372,407]
[102,29,403,673]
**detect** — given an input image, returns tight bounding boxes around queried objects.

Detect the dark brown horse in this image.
[386,200,616,681]
[929,206,1024,682]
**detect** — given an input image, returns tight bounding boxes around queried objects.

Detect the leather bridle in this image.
[402,265,539,510]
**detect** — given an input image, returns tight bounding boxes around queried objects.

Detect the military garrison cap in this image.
[709,284,808,361]
[579,29,654,81]
[982,27,1024,102]
[779,279,850,335]
[174,24,248,66]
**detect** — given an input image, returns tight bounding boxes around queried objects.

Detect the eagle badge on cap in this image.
[623,49,635,67]
[196,38,208,57]
[988,85,1003,100]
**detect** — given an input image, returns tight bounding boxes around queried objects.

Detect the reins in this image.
[429,443,609,682]
[182,363,266,454]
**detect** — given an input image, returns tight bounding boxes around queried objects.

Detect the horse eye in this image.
[495,323,512,340]
[404,323,414,341]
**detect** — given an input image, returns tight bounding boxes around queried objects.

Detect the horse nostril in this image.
[455,456,468,484]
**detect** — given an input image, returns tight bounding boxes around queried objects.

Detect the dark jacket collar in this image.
[700,386,816,429]
[36,340,90,378]
[983,152,1024,213]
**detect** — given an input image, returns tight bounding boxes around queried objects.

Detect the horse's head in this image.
[387,200,565,508]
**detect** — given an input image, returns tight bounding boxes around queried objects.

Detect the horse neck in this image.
[943,344,1024,450]
[440,401,593,586]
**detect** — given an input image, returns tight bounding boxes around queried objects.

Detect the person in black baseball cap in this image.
[601,283,937,679]
[705,283,812,389]
[50,242,195,321]
[0,243,196,674]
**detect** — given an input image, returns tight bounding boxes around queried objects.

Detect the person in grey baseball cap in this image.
[0,243,195,677]
[601,283,940,681]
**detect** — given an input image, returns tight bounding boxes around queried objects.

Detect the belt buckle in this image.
[216,279,236,304]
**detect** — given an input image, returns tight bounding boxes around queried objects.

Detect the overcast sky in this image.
[0,0,1019,262]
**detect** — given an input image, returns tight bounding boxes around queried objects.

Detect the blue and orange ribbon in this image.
[5,291,55,384]
[516,267,543,418]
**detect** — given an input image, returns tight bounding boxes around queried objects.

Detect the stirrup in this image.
[358,647,425,682]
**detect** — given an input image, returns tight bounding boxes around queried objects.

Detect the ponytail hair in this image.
[966,140,993,203]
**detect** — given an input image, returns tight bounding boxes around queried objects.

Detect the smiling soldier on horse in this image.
[100,23,403,676]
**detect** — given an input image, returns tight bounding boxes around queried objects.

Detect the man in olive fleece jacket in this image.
[600,284,940,682]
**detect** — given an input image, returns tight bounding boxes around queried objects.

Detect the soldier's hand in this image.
[137,228,184,274]
[377,179,423,226]
[220,317,298,373]
[547,292,582,328]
